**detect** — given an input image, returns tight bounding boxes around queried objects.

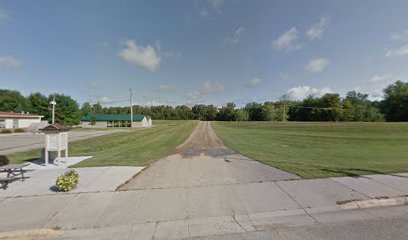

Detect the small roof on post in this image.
[40,124,70,134]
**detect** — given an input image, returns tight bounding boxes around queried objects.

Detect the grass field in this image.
[8,120,198,167]
[212,122,408,178]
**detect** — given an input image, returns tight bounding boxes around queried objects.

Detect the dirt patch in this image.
[0,229,59,240]
[174,121,235,157]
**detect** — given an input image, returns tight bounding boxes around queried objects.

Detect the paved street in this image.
[0,129,128,154]
[1,122,408,239]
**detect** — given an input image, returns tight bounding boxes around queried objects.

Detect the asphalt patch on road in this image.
[181,148,236,157]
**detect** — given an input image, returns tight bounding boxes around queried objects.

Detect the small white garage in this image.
[0,111,43,129]
[80,114,152,128]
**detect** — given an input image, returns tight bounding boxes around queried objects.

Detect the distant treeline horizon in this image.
[0,81,407,125]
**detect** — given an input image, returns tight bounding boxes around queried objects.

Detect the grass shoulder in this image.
[212,121,408,178]
[8,120,198,167]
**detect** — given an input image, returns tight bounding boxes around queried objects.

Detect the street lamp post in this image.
[50,96,57,124]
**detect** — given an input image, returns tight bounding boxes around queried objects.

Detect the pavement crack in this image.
[275,182,319,223]
[232,213,246,231]
[328,178,371,199]
[151,221,159,240]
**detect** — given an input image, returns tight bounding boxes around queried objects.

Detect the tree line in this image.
[0,81,407,125]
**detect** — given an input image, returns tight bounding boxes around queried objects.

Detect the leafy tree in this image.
[90,116,97,125]
[92,102,103,114]
[52,94,81,125]
[28,92,50,121]
[244,102,264,121]
[81,102,93,116]
[0,89,30,112]
[235,109,249,121]
[382,81,408,121]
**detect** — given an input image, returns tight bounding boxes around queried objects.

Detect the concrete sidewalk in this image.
[1,171,407,239]
[0,166,143,198]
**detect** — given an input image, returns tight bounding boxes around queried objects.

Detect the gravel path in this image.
[119,121,299,190]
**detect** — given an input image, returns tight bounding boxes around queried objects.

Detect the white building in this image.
[80,114,152,128]
[0,111,43,129]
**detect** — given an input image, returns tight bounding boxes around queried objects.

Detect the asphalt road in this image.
[0,129,128,155]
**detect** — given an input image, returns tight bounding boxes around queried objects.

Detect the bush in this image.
[56,170,79,192]
[0,155,10,166]
[13,128,25,133]
[1,129,12,134]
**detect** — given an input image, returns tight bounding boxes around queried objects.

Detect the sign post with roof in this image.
[40,124,70,165]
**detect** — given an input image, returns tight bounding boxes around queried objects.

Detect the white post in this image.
[65,133,68,160]
[57,133,61,164]
[45,135,49,165]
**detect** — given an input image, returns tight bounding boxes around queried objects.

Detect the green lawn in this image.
[8,120,198,167]
[212,121,408,178]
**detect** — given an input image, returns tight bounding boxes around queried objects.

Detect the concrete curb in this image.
[0,229,60,239]
[338,196,408,210]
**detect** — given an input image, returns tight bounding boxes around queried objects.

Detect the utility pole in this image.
[283,101,286,122]
[50,96,57,124]
[130,88,133,128]
[282,95,287,122]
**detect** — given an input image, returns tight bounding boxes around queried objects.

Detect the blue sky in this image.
[0,0,407,107]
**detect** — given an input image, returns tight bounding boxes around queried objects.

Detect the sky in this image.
[0,0,407,107]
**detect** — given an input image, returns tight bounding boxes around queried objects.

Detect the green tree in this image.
[235,109,249,121]
[382,81,408,121]
[244,102,264,121]
[92,102,103,114]
[52,94,81,125]
[81,102,93,116]
[0,89,30,112]
[28,92,50,121]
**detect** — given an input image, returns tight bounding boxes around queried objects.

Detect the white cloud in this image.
[158,84,174,92]
[146,100,174,106]
[224,26,245,44]
[0,55,21,68]
[201,81,224,93]
[305,58,329,73]
[186,81,224,100]
[391,30,408,41]
[196,0,225,18]
[245,77,262,87]
[95,96,114,104]
[385,44,408,57]
[280,73,293,80]
[0,9,9,22]
[286,86,333,100]
[369,74,391,83]
[272,28,301,51]
[208,0,225,13]
[186,90,202,101]
[199,6,209,17]
[306,17,330,40]
[118,40,161,72]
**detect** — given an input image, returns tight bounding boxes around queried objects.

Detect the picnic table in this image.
[0,163,30,189]
[0,163,29,180]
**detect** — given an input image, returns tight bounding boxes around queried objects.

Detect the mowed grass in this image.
[8,120,198,167]
[212,122,408,178]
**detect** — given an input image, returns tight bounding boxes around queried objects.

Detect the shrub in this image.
[13,128,25,133]
[0,155,10,166]
[1,129,12,134]
[56,170,79,192]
